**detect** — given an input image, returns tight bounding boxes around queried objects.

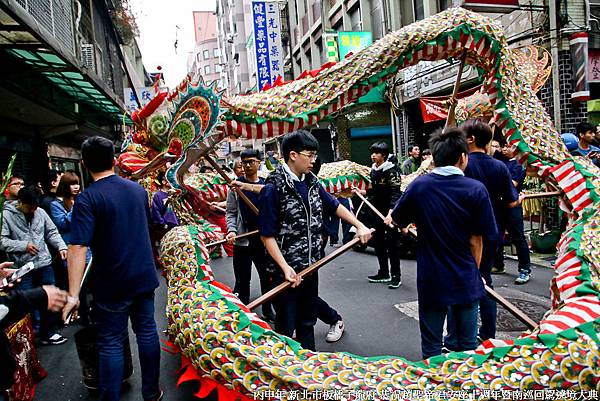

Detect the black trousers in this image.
[495,205,531,274]
[232,237,274,317]
[373,221,401,279]
[272,273,319,351]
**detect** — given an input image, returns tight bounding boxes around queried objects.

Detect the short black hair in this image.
[576,122,596,137]
[240,148,261,160]
[428,127,468,167]
[462,120,493,149]
[422,148,432,156]
[281,130,319,162]
[369,141,389,157]
[41,169,60,194]
[81,136,115,173]
[407,144,419,152]
[199,165,214,173]
[17,185,40,206]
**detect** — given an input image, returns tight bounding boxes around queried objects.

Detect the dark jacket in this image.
[1,288,47,390]
[265,166,323,273]
[368,161,402,214]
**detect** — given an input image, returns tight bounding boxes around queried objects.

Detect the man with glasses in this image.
[225,149,275,322]
[258,130,371,350]
[4,175,25,204]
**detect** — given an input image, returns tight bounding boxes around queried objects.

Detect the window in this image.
[204,65,211,75]
[213,48,220,58]
[349,6,361,31]
[215,64,222,73]
[437,0,452,11]
[413,0,424,21]
[203,49,210,59]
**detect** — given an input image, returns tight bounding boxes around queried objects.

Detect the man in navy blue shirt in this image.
[62,137,162,401]
[391,127,497,359]
[258,130,371,350]
[490,139,531,284]
[458,120,520,344]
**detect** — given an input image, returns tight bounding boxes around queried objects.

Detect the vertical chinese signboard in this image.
[588,50,600,83]
[337,31,372,60]
[252,1,284,91]
[123,87,154,114]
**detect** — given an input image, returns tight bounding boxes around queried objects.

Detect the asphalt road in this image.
[34,246,555,400]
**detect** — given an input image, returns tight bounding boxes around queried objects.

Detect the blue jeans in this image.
[419,301,479,359]
[478,243,497,340]
[18,265,57,339]
[95,291,160,401]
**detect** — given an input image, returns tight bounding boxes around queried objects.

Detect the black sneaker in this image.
[491,266,505,274]
[40,333,67,345]
[368,273,391,283]
[388,277,401,289]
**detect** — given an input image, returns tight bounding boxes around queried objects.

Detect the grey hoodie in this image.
[0,202,67,268]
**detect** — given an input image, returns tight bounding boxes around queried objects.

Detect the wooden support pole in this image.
[521,191,562,200]
[444,52,468,133]
[353,189,386,221]
[484,285,537,330]
[247,235,367,310]
[204,154,260,215]
[206,230,259,248]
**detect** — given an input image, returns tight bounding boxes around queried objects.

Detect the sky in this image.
[129,0,216,88]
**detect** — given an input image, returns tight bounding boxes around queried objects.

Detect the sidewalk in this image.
[504,248,555,269]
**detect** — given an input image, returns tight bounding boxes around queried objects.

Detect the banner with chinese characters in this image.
[588,50,600,83]
[123,87,154,114]
[251,1,284,91]
[337,31,372,60]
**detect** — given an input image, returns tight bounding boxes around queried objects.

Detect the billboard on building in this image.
[337,31,372,60]
[251,0,284,91]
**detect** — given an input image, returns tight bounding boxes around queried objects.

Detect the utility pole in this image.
[549,0,562,132]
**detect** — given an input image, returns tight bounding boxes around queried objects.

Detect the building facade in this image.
[0,0,142,183]
[188,11,222,86]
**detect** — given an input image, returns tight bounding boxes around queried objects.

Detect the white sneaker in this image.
[40,333,67,345]
[326,320,345,342]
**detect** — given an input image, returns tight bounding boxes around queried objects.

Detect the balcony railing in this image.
[14,0,75,55]
[311,1,322,22]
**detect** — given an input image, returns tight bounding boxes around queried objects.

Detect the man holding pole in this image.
[62,137,162,401]
[390,127,497,359]
[366,142,402,288]
[258,130,371,351]
[226,149,275,322]
[458,120,520,344]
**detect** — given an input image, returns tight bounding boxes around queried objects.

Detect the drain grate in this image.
[496,298,548,331]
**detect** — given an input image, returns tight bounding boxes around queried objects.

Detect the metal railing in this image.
[14,0,75,55]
